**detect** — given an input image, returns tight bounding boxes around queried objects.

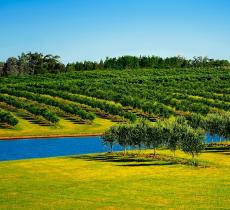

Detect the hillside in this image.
[0,68,229,138]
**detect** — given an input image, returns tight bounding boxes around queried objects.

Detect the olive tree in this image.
[167,117,189,156]
[145,124,163,156]
[180,127,205,162]
[116,124,132,155]
[102,126,118,153]
[130,120,148,150]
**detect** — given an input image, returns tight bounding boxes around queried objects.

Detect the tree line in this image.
[67,55,230,71]
[102,118,205,160]
[102,114,230,158]
[1,52,229,76]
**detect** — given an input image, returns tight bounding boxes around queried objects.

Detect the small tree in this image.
[102,126,118,153]
[116,125,132,155]
[146,124,162,156]
[130,119,148,150]
[181,127,205,163]
[167,117,189,156]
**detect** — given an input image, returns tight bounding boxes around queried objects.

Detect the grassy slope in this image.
[0,117,114,138]
[0,150,229,210]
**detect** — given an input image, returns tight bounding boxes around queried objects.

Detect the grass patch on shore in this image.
[0,149,229,209]
[0,117,114,138]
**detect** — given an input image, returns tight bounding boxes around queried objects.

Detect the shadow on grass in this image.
[119,162,175,167]
[204,147,230,155]
[69,153,178,167]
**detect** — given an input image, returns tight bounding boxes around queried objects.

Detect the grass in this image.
[0,117,114,138]
[0,149,229,209]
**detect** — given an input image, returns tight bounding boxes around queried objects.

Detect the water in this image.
[205,133,226,143]
[0,134,226,161]
[0,136,122,161]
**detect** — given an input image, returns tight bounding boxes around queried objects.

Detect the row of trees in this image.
[14,86,137,122]
[0,94,59,123]
[173,93,230,112]
[1,53,229,76]
[27,83,174,118]
[0,108,18,126]
[102,118,205,159]
[0,88,95,121]
[66,56,230,71]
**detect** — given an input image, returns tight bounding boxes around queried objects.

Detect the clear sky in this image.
[0,0,230,63]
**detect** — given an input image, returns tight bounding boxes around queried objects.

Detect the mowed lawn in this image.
[0,150,229,210]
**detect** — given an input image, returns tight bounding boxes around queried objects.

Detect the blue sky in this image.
[0,0,230,63]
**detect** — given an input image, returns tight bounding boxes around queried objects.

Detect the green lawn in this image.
[0,149,229,210]
[0,117,114,138]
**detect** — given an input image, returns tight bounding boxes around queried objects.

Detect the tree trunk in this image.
[138,144,141,150]
[219,135,222,143]
[110,144,113,153]
[138,144,141,154]
[124,146,127,156]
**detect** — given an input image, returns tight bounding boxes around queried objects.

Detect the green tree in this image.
[180,127,205,161]
[146,124,162,156]
[102,126,118,153]
[116,125,132,155]
[130,120,148,150]
[167,117,189,156]
[3,57,18,76]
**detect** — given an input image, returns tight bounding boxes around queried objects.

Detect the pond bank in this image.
[0,133,103,141]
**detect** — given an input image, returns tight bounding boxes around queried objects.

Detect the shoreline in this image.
[0,133,103,141]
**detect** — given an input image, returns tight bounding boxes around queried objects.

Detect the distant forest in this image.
[0,52,229,76]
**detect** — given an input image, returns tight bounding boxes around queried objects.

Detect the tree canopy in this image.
[1,53,229,76]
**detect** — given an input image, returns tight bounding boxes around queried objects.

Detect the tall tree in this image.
[3,57,18,76]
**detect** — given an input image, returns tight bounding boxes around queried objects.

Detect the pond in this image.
[0,134,226,161]
[0,136,123,161]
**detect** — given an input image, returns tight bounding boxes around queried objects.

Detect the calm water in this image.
[0,134,226,161]
[0,136,122,161]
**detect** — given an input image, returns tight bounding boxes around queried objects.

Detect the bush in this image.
[0,109,18,126]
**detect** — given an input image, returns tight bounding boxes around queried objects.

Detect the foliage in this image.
[102,126,118,152]
[0,108,18,126]
[0,88,95,120]
[1,53,230,76]
[180,128,205,158]
[102,119,206,158]
[130,119,148,149]
[0,67,229,139]
[0,94,59,123]
[67,55,230,71]
[1,52,65,76]
[8,86,136,121]
[145,123,163,155]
